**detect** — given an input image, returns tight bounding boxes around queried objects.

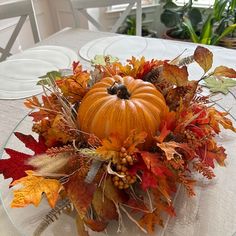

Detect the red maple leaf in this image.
[0,132,47,183]
[141,172,158,190]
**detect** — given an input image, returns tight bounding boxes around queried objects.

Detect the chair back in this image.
[0,0,40,61]
[70,0,142,36]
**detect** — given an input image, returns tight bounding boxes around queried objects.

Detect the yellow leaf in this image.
[194,46,213,73]
[213,66,236,78]
[11,170,62,208]
[95,133,121,162]
[162,62,188,86]
[123,130,147,153]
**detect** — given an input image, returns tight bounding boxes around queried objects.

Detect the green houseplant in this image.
[117,14,157,37]
[160,0,202,40]
[184,0,236,46]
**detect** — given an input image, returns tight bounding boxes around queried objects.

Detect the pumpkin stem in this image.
[107,82,131,99]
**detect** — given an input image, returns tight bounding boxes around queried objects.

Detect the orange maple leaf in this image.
[139,211,163,234]
[208,108,236,133]
[11,170,62,208]
[96,130,147,162]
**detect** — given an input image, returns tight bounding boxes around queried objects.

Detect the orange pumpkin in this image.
[77,75,167,147]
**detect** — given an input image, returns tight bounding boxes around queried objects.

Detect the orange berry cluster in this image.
[112,147,137,189]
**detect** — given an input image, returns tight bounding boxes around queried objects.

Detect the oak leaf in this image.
[157,141,196,161]
[162,62,188,86]
[11,170,62,208]
[213,66,236,78]
[194,46,213,73]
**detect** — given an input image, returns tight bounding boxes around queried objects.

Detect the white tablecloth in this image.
[0,28,236,236]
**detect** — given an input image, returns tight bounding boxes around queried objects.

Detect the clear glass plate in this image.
[0,59,58,100]
[0,114,166,236]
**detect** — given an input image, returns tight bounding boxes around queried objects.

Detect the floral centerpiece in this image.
[0,46,236,236]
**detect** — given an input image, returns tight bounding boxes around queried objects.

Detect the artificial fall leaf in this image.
[96,130,146,163]
[157,141,196,161]
[119,56,163,80]
[141,171,158,190]
[24,96,41,109]
[0,133,47,182]
[123,130,147,153]
[45,114,75,146]
[141,152,173,178]
[156,141,182,161]
[92,188,118,220]
[84,218,108,232]
[204,77,236,94]
[104,177,128,203]
[162,62,188,86]
[138,211,163,234]
[194,46,213,73]
[11,170,62,208]
[56,63,90,103]
[95,133,121,162]
[208,108,236,133]
[213,66,236,78]
[91,55,119,66]
[64,172,96,218]
[155,123,171,143]
[178,174,196,197]
[197,146,227,168]
[15,132,47,155]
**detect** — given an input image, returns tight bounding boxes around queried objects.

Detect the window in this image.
[175,0,215,7]
[108,0,157,12]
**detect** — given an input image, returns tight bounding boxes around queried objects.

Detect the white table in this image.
[0,28,236,236]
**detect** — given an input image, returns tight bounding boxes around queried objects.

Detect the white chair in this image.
[0,0,40,62]
[70,0,142,36]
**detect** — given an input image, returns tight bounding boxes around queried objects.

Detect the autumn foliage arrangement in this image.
[0,46,236,236]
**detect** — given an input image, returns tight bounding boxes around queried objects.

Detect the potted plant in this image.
[160,0,202,40]
[183,0,236,47]
[117,13,157,37]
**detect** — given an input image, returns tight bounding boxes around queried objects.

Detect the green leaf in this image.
[183,17,199,43]
[204,77,236,94]
[213,24,236,45]
[188,8,202,27]
[37,71,62,86]
[161,9,180,28]
[91,55,119,66]
[200,15,213,44]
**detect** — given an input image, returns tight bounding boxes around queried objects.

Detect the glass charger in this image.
[0,59,58,100]
[0,114,167,236]
[8,49,72,70]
